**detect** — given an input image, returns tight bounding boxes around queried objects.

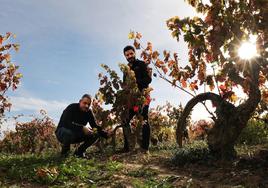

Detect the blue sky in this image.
[0,0,212,132]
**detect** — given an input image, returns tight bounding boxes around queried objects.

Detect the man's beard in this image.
[127,57,135,63]
[80,107,89,112]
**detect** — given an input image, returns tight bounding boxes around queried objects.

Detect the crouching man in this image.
[55,94,110,158]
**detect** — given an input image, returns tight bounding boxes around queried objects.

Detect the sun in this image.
[238,35,258,60]
[238,42,258,60]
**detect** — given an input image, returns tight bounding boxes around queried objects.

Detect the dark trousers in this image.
[55,127,98,154]
[123,105,151,150]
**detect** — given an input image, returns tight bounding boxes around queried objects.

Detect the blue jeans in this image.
[55,127,99,154]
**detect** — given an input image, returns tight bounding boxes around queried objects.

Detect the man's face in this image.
[79,97,91,112]
[124,49,136,63]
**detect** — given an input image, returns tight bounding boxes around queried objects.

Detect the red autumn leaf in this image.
[219,84,227,92]
[144,95,151,106]
[0,82,7,91]
[205,54,213,62]
[181,79,187,88]
[133,106,139,112]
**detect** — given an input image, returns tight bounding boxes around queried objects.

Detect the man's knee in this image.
[55,127,76,145]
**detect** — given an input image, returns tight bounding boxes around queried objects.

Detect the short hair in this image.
[123,45,135,54]
[81,94,91,100]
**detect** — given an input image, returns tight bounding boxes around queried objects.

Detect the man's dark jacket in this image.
[56,103,107,138]
[124,59,152,91]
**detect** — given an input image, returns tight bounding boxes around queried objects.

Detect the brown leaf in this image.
[155,60,164,68]
[0,36,3,45]
[146,42,153,52]
[162,66,168,74]
[152,51,160,60]
[136,32,142,39]
[206,75,215,91]
[134,39,140,49]
[167,60,175,68]
[262,90,268,103]
[181,79,187,88]
[189,80,198,91]
[164,51,170,62]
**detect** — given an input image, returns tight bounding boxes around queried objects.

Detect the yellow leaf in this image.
[230,93,238,102]
[128,31,135,39]
[15,73,23,79]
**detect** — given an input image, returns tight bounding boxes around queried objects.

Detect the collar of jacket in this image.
[128,59,140,68]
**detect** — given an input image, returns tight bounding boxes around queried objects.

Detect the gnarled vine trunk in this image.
[177,62,261,159]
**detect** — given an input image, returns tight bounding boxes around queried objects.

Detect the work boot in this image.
[74,150,86,158]
[61,144,70,157]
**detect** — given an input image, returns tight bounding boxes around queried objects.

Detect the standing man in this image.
[122,45,152,153]
[55,94,110,158]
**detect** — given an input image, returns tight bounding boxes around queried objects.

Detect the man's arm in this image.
[61,105,83,132]
[139,61,152,88]
[88,110,109,138]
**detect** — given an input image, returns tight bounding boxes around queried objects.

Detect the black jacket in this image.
[56,103,107,138]
[124,59,152,91]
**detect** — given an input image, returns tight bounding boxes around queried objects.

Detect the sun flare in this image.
[238,35,258,60]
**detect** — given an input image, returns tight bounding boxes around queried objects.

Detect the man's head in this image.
[123,45,136,63]
[79,94,91,112]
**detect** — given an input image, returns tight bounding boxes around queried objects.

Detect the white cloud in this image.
[0,118,16,139]
[9,96,68,120]
[191,102,215,121]
[0,93,69,138]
